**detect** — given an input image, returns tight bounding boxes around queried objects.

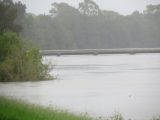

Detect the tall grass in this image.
[0,97,92,120]
[0,97,159,120]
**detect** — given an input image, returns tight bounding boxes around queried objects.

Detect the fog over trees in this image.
[19,0,160,50]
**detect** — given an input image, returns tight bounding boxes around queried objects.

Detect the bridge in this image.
[40,48,160,56]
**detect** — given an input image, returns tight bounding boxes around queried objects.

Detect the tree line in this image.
[19,0,160,50]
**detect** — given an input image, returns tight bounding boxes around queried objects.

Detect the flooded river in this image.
[0,54,160,120]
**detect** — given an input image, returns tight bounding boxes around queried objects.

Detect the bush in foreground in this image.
[0,32,52,81]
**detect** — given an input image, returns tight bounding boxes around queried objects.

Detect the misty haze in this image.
[0,0,160,120]
[18,0,160,50]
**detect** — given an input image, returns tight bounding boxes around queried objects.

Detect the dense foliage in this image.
[0,0,52,81]
[20,0,160,50]
[0,32,51,81]
[0,0,25,33]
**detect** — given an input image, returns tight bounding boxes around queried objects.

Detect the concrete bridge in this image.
[40,48,160,56]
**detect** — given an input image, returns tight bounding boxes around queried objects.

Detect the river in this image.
[0,54,160,120]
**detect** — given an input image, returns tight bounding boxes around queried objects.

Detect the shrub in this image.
[0,31,52,81]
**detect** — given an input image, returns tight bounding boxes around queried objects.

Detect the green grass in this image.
[0,97,159,120]
[0,97,92,120]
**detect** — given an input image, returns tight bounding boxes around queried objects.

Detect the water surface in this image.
[0,54,160,120]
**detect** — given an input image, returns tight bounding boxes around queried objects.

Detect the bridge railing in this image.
[40,48,160,56]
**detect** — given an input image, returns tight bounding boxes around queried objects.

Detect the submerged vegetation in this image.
[0,0,52,81]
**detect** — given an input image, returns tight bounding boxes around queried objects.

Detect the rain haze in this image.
[14,0,160,15]
[1,0,160,120]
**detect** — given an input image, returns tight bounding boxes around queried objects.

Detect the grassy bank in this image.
[0,97,159,120]
[0,97,92,120]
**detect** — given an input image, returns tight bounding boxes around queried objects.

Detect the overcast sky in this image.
[14,0,160,15]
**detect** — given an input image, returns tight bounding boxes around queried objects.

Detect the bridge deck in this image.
[40,48,160,56]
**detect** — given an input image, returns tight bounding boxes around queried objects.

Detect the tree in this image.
[0,32,51,81]
[79,0,101,16]
[0,0,52,81]
[20,1,160,49]
[0,0,25,33]
[144,4,160,15]
[49,2,79,49]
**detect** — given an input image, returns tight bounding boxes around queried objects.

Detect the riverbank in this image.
[0,97,92,120]
[0,97,159,120]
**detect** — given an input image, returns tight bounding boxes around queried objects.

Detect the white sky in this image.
[14,0,160,15]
